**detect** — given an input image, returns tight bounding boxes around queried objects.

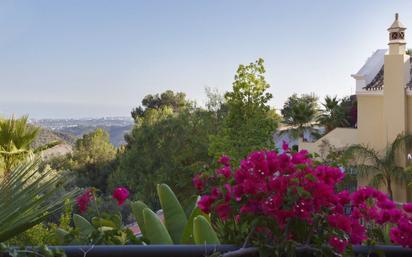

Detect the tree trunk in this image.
[387,177,394,200]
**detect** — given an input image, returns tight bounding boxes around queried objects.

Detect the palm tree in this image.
[0,158,78,242]
[0,116,60,176]
[317,96,349,133]
[280,94,319,140]
[345,134,412,199]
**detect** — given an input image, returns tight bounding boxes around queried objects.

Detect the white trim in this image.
[356,90,383,96]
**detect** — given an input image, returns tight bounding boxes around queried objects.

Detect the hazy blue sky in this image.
[0,0,411,118]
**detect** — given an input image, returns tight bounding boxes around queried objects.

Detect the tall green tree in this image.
[280,93,318,140]
[317,96,349,133]
[111,92,219,208]
[209,58,279,162]
[68,128,117,192]
[131,90,187,122]
[345,134,412,199]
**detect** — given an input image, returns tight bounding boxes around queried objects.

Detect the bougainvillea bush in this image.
[194,143,412,256]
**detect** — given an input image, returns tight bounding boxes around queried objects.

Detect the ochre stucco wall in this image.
[357,95,385,150]
[383,54,409,144]
[406,95,412,135]
[299,128,358,159]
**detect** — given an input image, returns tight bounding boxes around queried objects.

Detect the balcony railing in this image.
[3,245,412,257]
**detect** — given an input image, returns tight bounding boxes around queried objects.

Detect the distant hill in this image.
[57,125,132,147]
[31,117,134,147]
[32,127,77,148]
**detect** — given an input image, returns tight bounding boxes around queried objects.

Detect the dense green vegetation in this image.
[0,59,362,250]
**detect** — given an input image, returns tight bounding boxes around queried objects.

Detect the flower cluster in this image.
[76,187,129,213]
[113,187,130,206]
[390,203,412,247]
[76,188,94,213]
[194,144,412,253]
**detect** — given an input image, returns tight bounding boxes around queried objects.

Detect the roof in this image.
[352,49,386,85]
[364,61,412,91]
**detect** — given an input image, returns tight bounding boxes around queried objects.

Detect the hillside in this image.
[31,117,134,147]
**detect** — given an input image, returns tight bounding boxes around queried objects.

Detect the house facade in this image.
[300,14,412,201]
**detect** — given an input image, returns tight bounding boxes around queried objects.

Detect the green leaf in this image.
[157,184,187,243]
[55,228,69,244]
[98,226,115,232]
[0,159,79,242]
[73,214,95,238]
[131,201,150,238]
[193,215,220,245]
[143,208,173,244]
[180,199,209,244]
[91,217,117,228]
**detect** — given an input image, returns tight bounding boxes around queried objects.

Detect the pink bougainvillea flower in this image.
[112,187,129,206]
[350,220,366,244]
[216,166,231,178]
[193,174,205,191]
[329,236,348,253]
[281,140,289,151]
[192,144,412,253]
[215,202,231,220]
[327,213,352,233]
[76,188,94,213]
[403,203,412,213]
[218,155,231,166]
[198,195,215,213]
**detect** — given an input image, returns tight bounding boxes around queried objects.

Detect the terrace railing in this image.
[3,245,412,257]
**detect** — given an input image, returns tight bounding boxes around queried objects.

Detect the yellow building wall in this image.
[383,54,409,144]
[299,128,358,159]
[407,95,412,135]
[357,95,385,150]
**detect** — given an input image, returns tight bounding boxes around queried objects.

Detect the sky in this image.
[1,0,412,118]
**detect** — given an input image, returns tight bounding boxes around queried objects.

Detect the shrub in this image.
[194,143,412,256]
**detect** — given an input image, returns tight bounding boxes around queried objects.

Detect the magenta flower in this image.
[215,203,231,220]
[192,144,412,252]
[198,195,215,213]
[218,155,231,166]
[329,236,348,253]
[403,203,412,213]
[193,174,205,191]
[281,140,289,151]
[76,188,94,213]
[112,187,129,206]
[216,166,231,178]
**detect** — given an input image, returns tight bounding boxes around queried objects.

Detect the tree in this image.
[112,90,221,208]
[345,134,412,199]
[111,106,218,208]
[131,90,187,122]
[0,116,59,176]
[209,58,279,162]
[280,93,319,140]
[340,95,357,128]
[317,96,349,133]
[68,128,117,192]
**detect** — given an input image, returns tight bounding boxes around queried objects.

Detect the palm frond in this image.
[391,166,411,183]
[352,164,380,178]
[33,140,62,153]
[0,159,79,242]
[345,144,382,167]
[387,133,412,164]
[369,173,386,188]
